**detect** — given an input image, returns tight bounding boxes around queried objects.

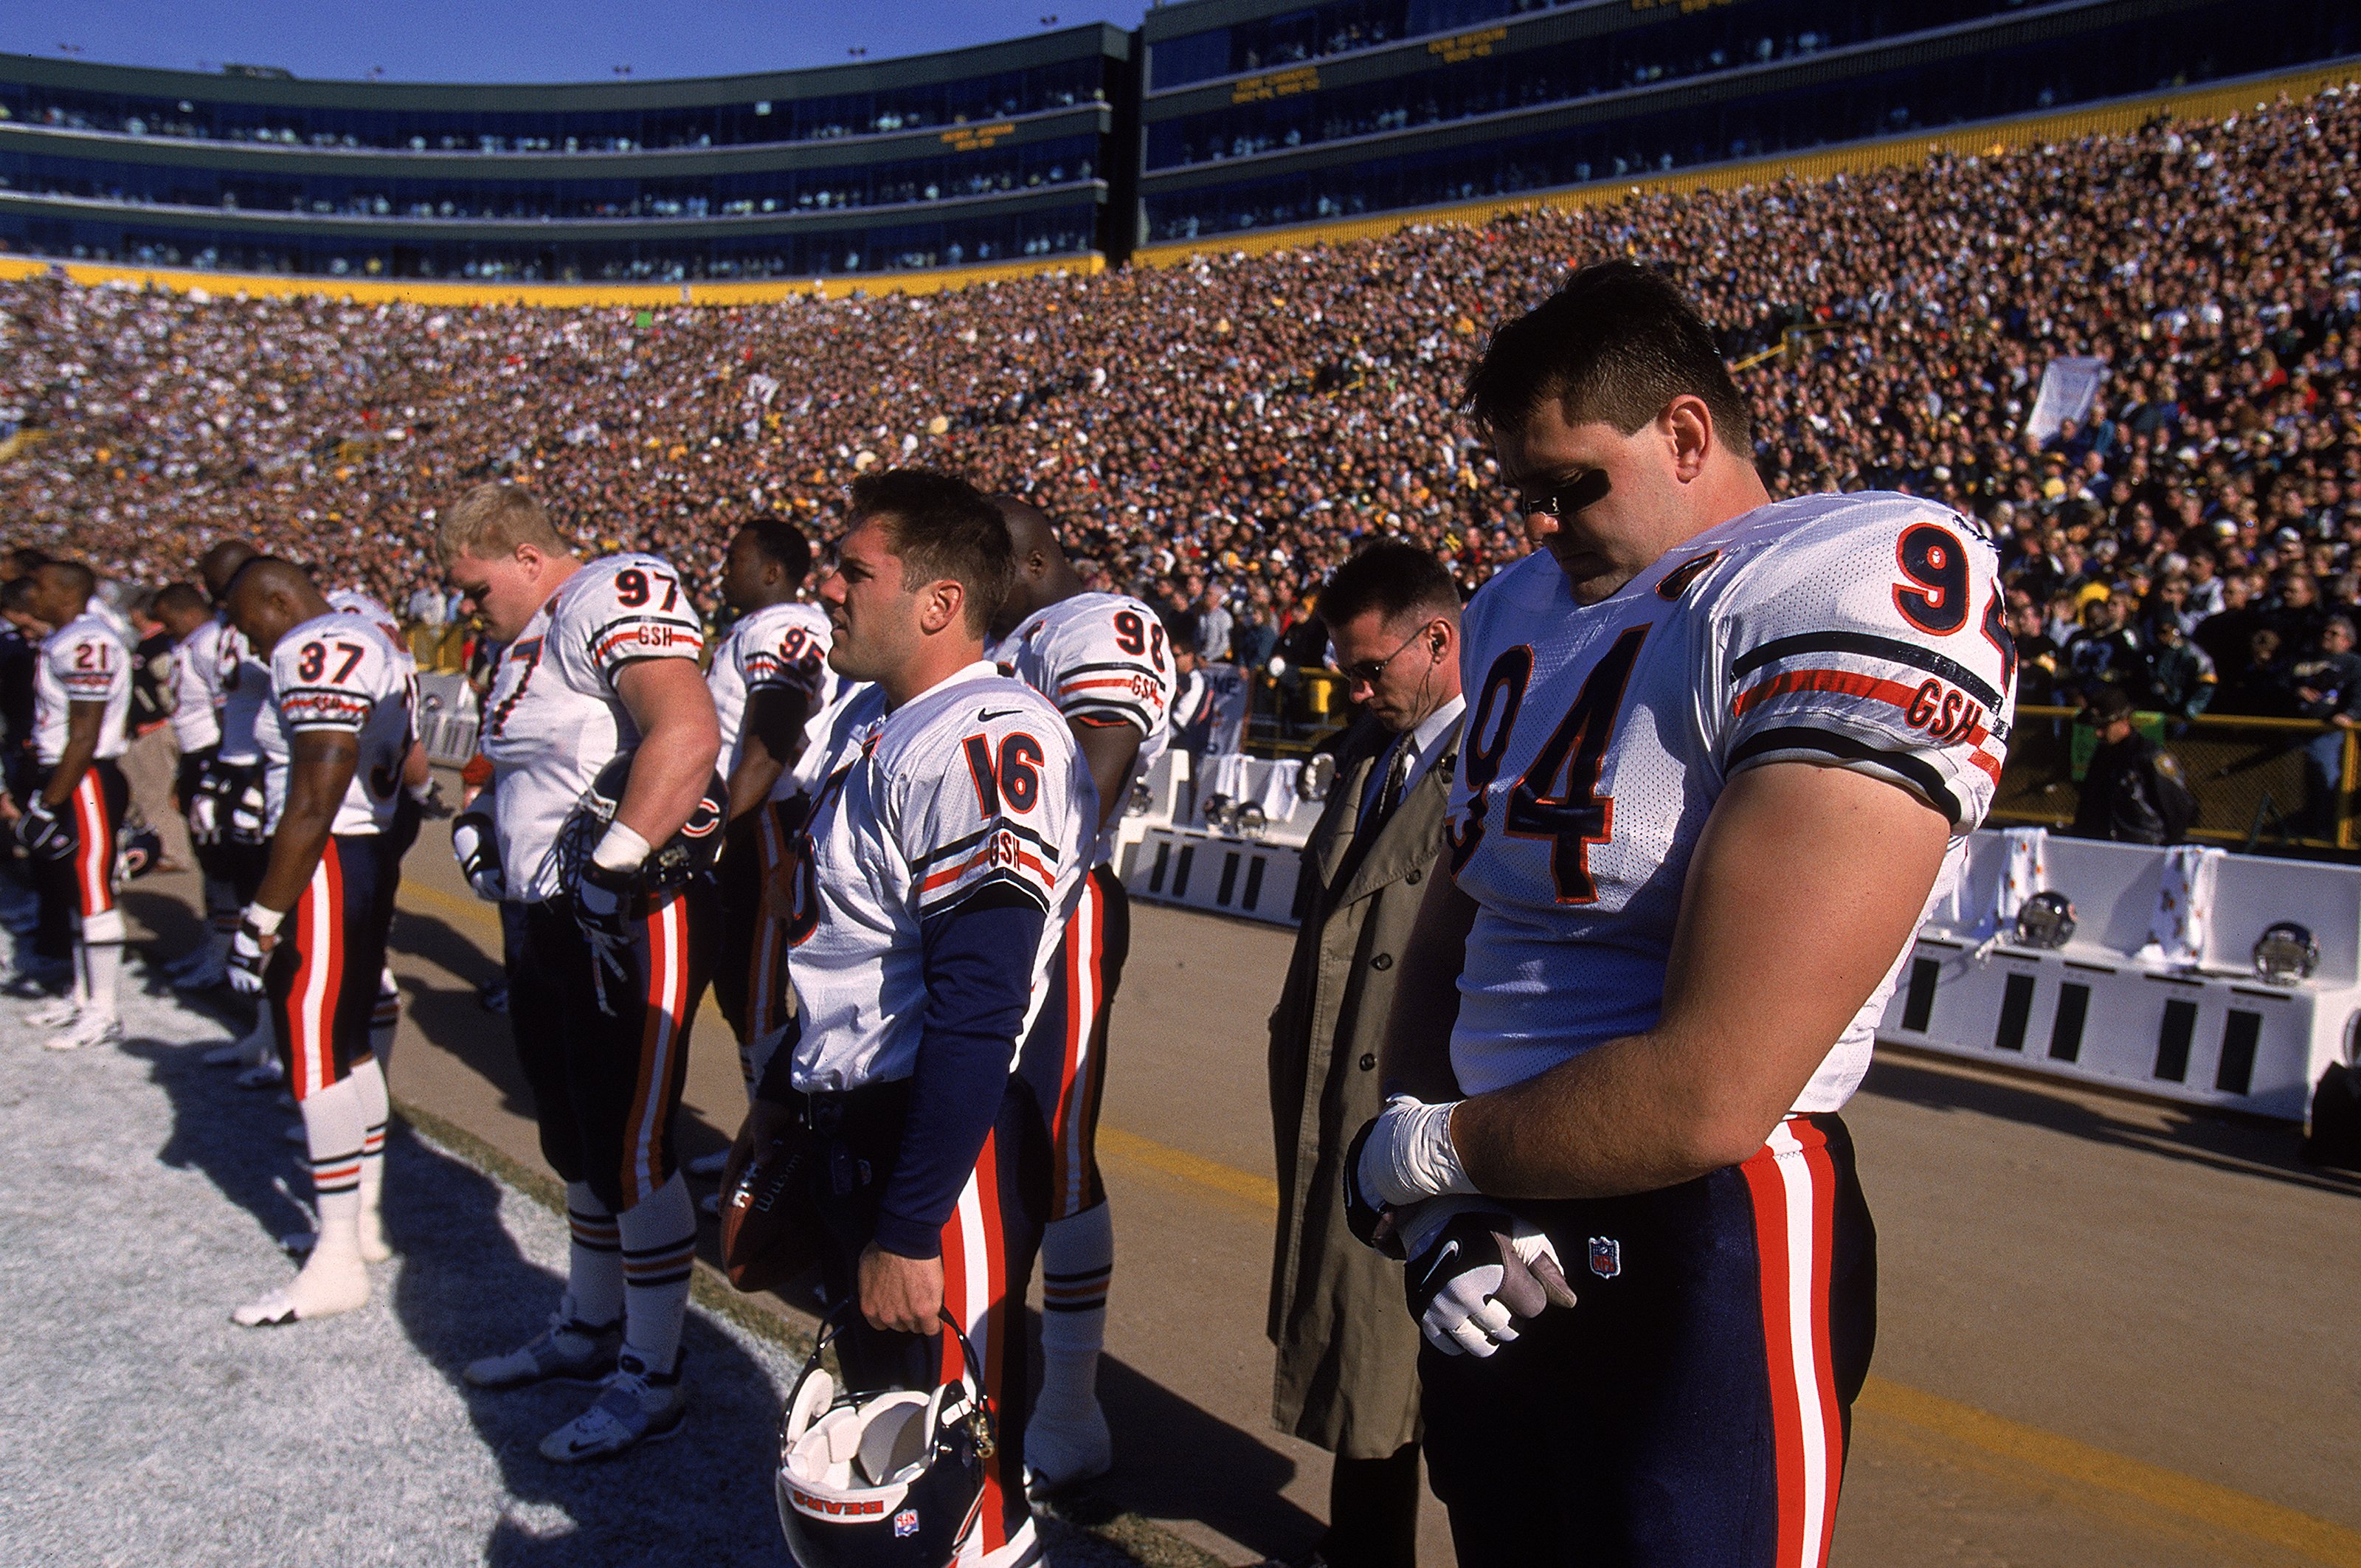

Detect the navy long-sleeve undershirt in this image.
[874,886,1045,1259]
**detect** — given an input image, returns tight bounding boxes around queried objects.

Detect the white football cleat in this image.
[27,995,80,1030]
[1025,1402,1113,1496]
[44,1015,122,1053]
[538,1354,687,1462]
[232,1254,369,1327]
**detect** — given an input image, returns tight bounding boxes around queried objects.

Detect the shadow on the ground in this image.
[125,1023,797,1567]
[1862,1048,2361,1199]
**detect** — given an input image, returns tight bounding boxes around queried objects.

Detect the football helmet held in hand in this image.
[775,1305,996,1568]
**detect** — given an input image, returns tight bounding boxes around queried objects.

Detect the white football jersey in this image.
[784,663,1090,1094]
[215,618,272,766]
[257,611,414,837]
[170,616,225,753]
[708,599,833,778]
[997,592,1177,865]
[329,587,421,741]
[478,553,705,902]
[1446,491,2013,1113]
[34,612,132,765]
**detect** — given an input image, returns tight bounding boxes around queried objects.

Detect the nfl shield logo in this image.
[893,1508,919,1538]
[1587,1236,1622,1279]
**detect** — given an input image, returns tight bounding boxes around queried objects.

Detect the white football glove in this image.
[450,808,504,902]
[227,904,283,997]
[1397,1199,1580,1358]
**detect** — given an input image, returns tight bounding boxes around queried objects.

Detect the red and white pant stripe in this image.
[286,843,347,1102]
[1051,874,1106,1219]
[1739,1116,1847,1568]
[621,894,691,1206]
[70,770,114,916]
[939,1130,1036,1566]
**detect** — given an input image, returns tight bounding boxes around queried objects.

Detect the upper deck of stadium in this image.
[0,27,1132,281]
[0,0,2354,291]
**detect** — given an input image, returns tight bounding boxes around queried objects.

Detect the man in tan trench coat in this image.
[1268,544,1465,1568]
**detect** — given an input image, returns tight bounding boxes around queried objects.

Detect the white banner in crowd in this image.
[2025,356,2108,445]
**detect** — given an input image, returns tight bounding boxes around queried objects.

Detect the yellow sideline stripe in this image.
[399,877,502,933]
[1096,1118,2361,1564]
[1098,1125,1282,1212]
[1859,1381,2361,1567]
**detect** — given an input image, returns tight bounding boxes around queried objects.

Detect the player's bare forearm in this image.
[255,733,359,913]
[725,687,809,821]
[1071,718,1144,834]
[1379,868,1474,1102]
[40,704,104,807]
[614,657,722,842]
[1451,762,1951,1198]
[401,737,431,790]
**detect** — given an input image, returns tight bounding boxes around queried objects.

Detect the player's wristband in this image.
[1369,1095,1479,1206]
[592,821,651,874]
[240,902,286,937]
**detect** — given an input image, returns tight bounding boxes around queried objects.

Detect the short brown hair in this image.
[1464,260,1752,449]
[849,468,1012,638]
[437,481,567,570]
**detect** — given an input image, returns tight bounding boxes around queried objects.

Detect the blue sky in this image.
[4,1,1155,83]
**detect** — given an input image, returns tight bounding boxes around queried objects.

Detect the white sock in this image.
[1037,1204,1115,1426]
[235,1077,368,1324]
[349,1056,391,1263]
[617,1171,696,1375]
[75,941,123,1023]
[563,1181,623,1330]
[370,968,398,1067]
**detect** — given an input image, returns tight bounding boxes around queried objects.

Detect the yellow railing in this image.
[0,248,1105,308]
[1993,705,2359,854]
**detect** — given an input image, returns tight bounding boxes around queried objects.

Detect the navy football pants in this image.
[1420,1113,1876,1568]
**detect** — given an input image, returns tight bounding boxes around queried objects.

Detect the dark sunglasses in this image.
[1514,468,1613,519]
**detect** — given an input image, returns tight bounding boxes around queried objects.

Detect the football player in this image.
[151,583,233,990]
[12,562,132,1051]
[739,468,1089,1566]
[440,481,722,1463]
[325,583,433,1066]
[1349,263,2013,1564]
[198,539,282,1077]
[986,495,1175,1491]
[703,519,830,1097]
[221,559,413,1324]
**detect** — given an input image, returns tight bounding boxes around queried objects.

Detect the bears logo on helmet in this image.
[553,750,729,897]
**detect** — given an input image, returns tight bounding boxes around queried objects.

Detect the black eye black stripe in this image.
[1731,630,2004,712]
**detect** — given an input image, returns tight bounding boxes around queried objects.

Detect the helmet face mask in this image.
[775,1307,995,1568]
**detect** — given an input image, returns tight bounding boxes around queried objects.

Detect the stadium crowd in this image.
[2,84,2358,721]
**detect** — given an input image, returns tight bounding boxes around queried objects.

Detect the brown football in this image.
[719,1125,823,1293]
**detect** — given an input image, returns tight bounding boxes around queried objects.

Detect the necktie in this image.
[1367,733,1413,834]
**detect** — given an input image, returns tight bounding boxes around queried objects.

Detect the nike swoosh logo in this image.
[565,1439,604,1455]
[1418,1239,1460,1291]
[978,707,1025,721]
